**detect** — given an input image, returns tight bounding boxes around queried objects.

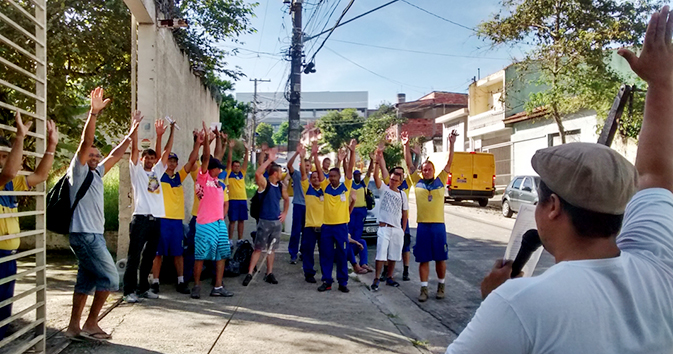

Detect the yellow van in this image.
[427,151,496,207]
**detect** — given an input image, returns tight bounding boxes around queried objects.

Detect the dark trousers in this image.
[319,224,349,286]
[288,204,306,258]
[0,250,17,340]
[301,227,320,276]
[124,215,160,295]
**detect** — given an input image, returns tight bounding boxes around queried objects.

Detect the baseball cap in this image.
[207,157,226,170]
[353,170,361,175]
[531,143,638,215]
[168,152,178,160]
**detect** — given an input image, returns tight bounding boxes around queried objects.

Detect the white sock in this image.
[177,276,184,283]
[421,281,429,287]
[214,286,223,290]
[438,278,445,284]
[152,278,159,284]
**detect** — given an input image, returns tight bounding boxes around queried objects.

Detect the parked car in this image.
[501,176,540,218]
[362,180,380,239]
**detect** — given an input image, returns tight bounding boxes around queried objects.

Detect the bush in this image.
[103,166,119,231]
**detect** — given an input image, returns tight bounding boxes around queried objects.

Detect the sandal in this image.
[80,331,112,342]
[64,333,85,342]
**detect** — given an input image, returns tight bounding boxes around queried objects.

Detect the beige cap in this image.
[531,143,638,215]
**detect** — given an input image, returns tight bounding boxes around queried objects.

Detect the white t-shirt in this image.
[376,184,409,229]
[446,188,673,354]
[129,160,167,217]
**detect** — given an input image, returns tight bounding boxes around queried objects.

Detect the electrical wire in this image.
[307,0,355,64]
[329,39,509,60]
[400,0,474,32]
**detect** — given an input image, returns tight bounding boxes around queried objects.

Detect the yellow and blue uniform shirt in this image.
[226,169,247,201]
[350,177,370,208]
[320,178,352,225]
[191,166,229,217]
[0,176,29,250]
[411,170,448,224]
[161,167,190,220]
[302,179,324,228]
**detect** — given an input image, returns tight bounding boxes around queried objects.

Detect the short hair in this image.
[141,149,157,158]
[422,161,435,170]
[391,171,403,179]
[0,136,10,148]
[310,171,319,179]
[392,166,404,174]
[323,157,331,163]
[269,163,282,176]
[538,180,623,239]
[329,167,340,176]
[232,160,241,166]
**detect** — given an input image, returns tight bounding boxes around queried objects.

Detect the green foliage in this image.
[316,109,364,152]
[209,78,251,138]
[256,123,275,148]
[357,103,405,161]
[478,0,660,141]
[273,121,289,146]
[379,142,405,169]
[103,165,120,231]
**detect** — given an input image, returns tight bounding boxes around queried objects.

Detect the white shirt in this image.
[446,188,673,354]
[129,160,167,217]
[376,184,409,229]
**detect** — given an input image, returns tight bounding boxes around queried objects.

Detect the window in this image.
[512,177,523,190]
[522,177,534,191]
[549,129,581,146]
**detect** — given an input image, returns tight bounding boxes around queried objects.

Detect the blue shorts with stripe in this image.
[157,218,184,256]
[413,223,448,263]
[228,200,249,221]
[195,220,231,261]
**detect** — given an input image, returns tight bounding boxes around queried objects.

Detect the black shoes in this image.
[338,285,350,293]
[242,273,253,286]
[264,273,278,284]
[176,282,190,294]
[305,275,317,283]
[317,282,332,292]
[150,282,160,294]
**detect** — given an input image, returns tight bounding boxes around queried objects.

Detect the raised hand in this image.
[311,140,318,155]
[196,130,205,146]
[268,147,278,162]
[14,112,32,138]
[229,139,237,149]
[202,121,209,143]
[155,119,167,136]
[337,147,347,161]
[46,120,58,147]
[348,138,357,151]
[90,87,111,114]
[261,142,269,153]
[401,131,410,145]
[220,132,228,143]
[297,143,306,158]
[619,6,673,85]
[132,110,144,124]
[449,129,458,145]
[129,120,141,137]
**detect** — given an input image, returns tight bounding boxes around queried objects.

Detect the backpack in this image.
[249,181,271,222]
[365,188,375,210]
[224,240,254,277]
[46,171,94,235]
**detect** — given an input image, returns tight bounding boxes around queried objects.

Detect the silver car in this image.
[501,176,540,218]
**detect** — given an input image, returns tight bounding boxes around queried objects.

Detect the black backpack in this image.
[46,171,94,235]
[365,188,375,210]
[224,240,255,277]
[249,181,271,222]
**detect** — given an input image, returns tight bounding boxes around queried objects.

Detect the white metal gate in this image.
[0,0,47,353]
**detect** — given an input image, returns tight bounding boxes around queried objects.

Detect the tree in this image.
[210,78,251,138]
[273,121,289,146]
[316,109,364,152]
[256,123,275,148]
[478,0,659,142]
[357,103,405,162]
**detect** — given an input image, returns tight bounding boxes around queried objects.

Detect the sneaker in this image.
[317,282,332,292]
[150,282,160,294]
[176,282,191,294]
[418,286,429,302]
[210,287,234,297]
[436,283,446,300]
[289,257,297,265]
[379,266,388,281]
[139,290,159,299]
[371,280,380,292]
[264,273,278,284]
[123,293,141,303]
[338,285,350,293]
[403,270,410,281]
[242,273,253,286]
[386,278,400,287]
[305,275,317,283]
[191,285,201,299]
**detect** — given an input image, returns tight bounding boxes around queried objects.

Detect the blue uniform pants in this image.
[0,250,17,341]
[348,207,369,265]
[319,224,349,286]
[301,226,320,276]
[288,204,306,259]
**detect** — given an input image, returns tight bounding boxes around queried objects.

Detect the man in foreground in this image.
[446,7,673,352]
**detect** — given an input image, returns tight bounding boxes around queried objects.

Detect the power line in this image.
[308,0,355,64]
[400,0,474,32]
[329,39,509,60]
[304,0,400,41]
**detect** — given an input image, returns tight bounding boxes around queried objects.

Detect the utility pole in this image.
[249,78,270,166]
[288,0,303,152]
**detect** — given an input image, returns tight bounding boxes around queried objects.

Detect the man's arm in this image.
[287,148,300,175]
[443,130,457,174]
[78,87,110,165]
[255,148,277,191]
[242,142,249,173]
[214,131,225,161]
[373,150,383,189]
[103,120,141,174]
[0,113,31,188]
[160,121,175,166]
[227,139,235,171]
[401,210,408,233]
[335,147,345,171]
[183,130,204,174]
[280,183,290,223]
[200,122,211,174]
[401,131,416,174]
[299,145,308,181]
[26,120,58,187]
[130,110,143,164]
[312,141,325,182]
[346,139,356,180]
[378,147,390,182]
[620,6,673,192]
[155,121,162,161]
[349,192,357,214]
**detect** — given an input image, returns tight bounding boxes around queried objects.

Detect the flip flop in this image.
[80,331,112,342]
[355,268,368,275]
[64,333,85,342]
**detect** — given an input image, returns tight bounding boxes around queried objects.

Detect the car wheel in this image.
[478,198,488,207]
[502,200,513,218]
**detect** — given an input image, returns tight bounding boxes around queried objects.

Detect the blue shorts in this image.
[413,223,448,263]
[69,233,120,295]
[157,218,184,256]
[195,220,231,261]
[228,200,249,221]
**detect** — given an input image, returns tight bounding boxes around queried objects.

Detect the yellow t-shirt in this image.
[161,168,190,220]
[384,175,413,199]
[350,177,369,208]
[302,179,324,227]
[0,176,29,250]
[321,178,352,225]
[226,169,247,200]
[411,171,447,224]
[190,166,229,217]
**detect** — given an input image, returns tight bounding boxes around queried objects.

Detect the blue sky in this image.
[219,0,525,109]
